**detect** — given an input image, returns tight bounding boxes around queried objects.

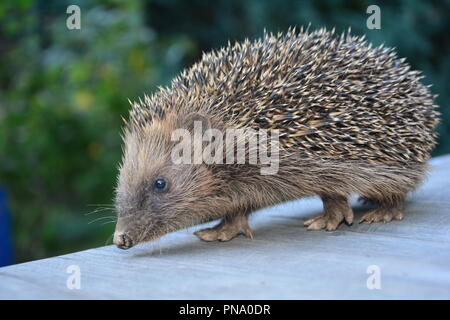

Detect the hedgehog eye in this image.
[153,178,167,193]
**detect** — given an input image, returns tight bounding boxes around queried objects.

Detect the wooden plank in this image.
[1,155,450,299]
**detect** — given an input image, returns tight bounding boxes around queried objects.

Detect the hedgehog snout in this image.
[113,232,133,250]
[113,215,135,249]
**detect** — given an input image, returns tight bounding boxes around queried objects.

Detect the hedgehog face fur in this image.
[113,113,226,248]
[113,27,439,249]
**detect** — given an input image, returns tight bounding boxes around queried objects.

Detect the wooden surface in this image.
[1,155,450,299]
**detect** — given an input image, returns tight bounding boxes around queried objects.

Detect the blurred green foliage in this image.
[0,0,449,262]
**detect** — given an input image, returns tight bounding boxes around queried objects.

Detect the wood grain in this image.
[1,156,450,299]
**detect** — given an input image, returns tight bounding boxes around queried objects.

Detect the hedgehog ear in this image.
[182,112,211,135]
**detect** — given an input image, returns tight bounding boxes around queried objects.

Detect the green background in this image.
[1,0,449,263]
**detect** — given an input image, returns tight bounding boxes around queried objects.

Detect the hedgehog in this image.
[113,27,439,249]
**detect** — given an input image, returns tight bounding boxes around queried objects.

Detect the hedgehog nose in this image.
[113,232,133,250]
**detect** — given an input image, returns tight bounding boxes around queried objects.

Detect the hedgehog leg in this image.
[304,195,353,231]
[359,194,405,223]
[194,214,253,242]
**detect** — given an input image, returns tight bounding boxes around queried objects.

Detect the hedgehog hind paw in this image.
[304,195,353,231]
[304,214,343,231]
[359,208,404,224]
[194,215,253,242]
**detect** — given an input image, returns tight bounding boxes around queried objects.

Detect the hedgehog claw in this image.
[359,208,404,224]
[304,214,342,231]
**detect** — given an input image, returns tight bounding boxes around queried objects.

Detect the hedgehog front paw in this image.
[194,228,220,241]
[359,208,404,224]
[194,215,253,242]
